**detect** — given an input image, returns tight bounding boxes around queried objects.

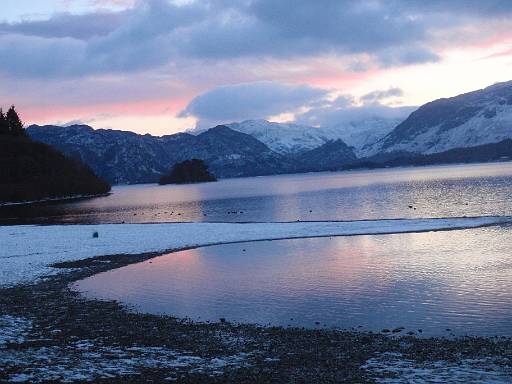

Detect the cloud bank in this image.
[179,81,328,128]
[180,82,414,129]
[1,0,510,78]
[1,0,511,134]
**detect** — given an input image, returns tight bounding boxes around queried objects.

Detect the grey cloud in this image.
[297,102,415,129]
[360,87,404,104]
[84,0,207,72]
[376,45,440,67]
[0,34,86,77]
[180,81,413,131]
[0,11,127,40]
[397,0,512,16]
[179,81,328,128]
[295,87,413,128]
[0,0,509,78]
[250,0,428,53]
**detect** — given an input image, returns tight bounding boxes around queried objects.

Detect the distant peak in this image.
[66,124,95,130]
[199,125,240,136]
[240,119,270,124]
[210,124,233,131]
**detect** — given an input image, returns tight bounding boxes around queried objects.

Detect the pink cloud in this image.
[92,0,135,8]
[478,47,512,61]
[22,98,190,125]
[470,32,512,51]
[303,67,380,89]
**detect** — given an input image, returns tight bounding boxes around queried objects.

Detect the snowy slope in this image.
[225,118,406,156]
[226,120,338,155]
[2,216,512,287]
[328,116,404,156]
[385,109,512,155]
[367,81,512,156]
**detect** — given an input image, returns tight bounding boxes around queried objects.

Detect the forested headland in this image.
[0,106,111,203]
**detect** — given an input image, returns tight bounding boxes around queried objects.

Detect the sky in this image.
[0,0,511,135]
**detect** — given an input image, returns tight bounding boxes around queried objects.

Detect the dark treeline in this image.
[159,159,217,185]
[0,106,25,136]
[0,106,111,203]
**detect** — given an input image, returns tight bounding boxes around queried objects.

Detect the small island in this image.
[159,159,217,185]
[0,106,111,204]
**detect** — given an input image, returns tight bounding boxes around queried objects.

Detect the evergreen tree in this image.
[0,109,8,135]
[6,106,25,136]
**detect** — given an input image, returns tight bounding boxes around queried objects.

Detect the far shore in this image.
[0,192,111,208]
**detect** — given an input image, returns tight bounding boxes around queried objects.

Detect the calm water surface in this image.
[2,162,512,224]
[6,162,512,336]
[75,226,512,336]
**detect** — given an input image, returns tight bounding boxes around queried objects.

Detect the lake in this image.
[2,162,512,224]
[74,226,512,336]
[6,162,512,336]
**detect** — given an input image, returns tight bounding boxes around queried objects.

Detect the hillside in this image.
[27,124,296,183]
[346,139,512,170]
[294,139,357,172]
[366,81,512,155]
[27,124,179,184]
[0,135,111,203]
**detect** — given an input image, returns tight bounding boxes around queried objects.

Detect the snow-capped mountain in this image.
[326,115,407,156]
[27,125,291,183]
[225,120,337,155]
[367,81,512,156]
[225,117,406,156]
[27,124,358,184]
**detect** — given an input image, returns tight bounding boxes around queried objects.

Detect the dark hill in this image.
[0,135,111,203]
[27,124,293,183]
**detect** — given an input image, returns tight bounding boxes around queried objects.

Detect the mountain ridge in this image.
[27,124,299,183]
[26,80,512,184]
[366,80,512,156]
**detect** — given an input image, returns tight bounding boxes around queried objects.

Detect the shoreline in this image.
[2,217,512,288]
[0,192,111,208]
[1,248,512,382]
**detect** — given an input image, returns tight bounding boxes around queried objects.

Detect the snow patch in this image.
[1,339,251,383]
[1,217,511,288]
[363,352,512,383]
[0,316,32,348]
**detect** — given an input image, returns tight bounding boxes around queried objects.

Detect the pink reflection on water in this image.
[74,226,512,335]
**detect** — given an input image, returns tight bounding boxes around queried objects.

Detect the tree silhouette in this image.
[0,105,111,203]
[159,159,217,185]
[0,109,8,135]
[6,106,25,136]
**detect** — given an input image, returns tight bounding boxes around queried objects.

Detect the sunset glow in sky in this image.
[1,0,511,135]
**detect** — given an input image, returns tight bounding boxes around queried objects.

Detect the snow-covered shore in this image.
[2,217,512,383]
[0,192,111,207]
[2,216,511,288]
